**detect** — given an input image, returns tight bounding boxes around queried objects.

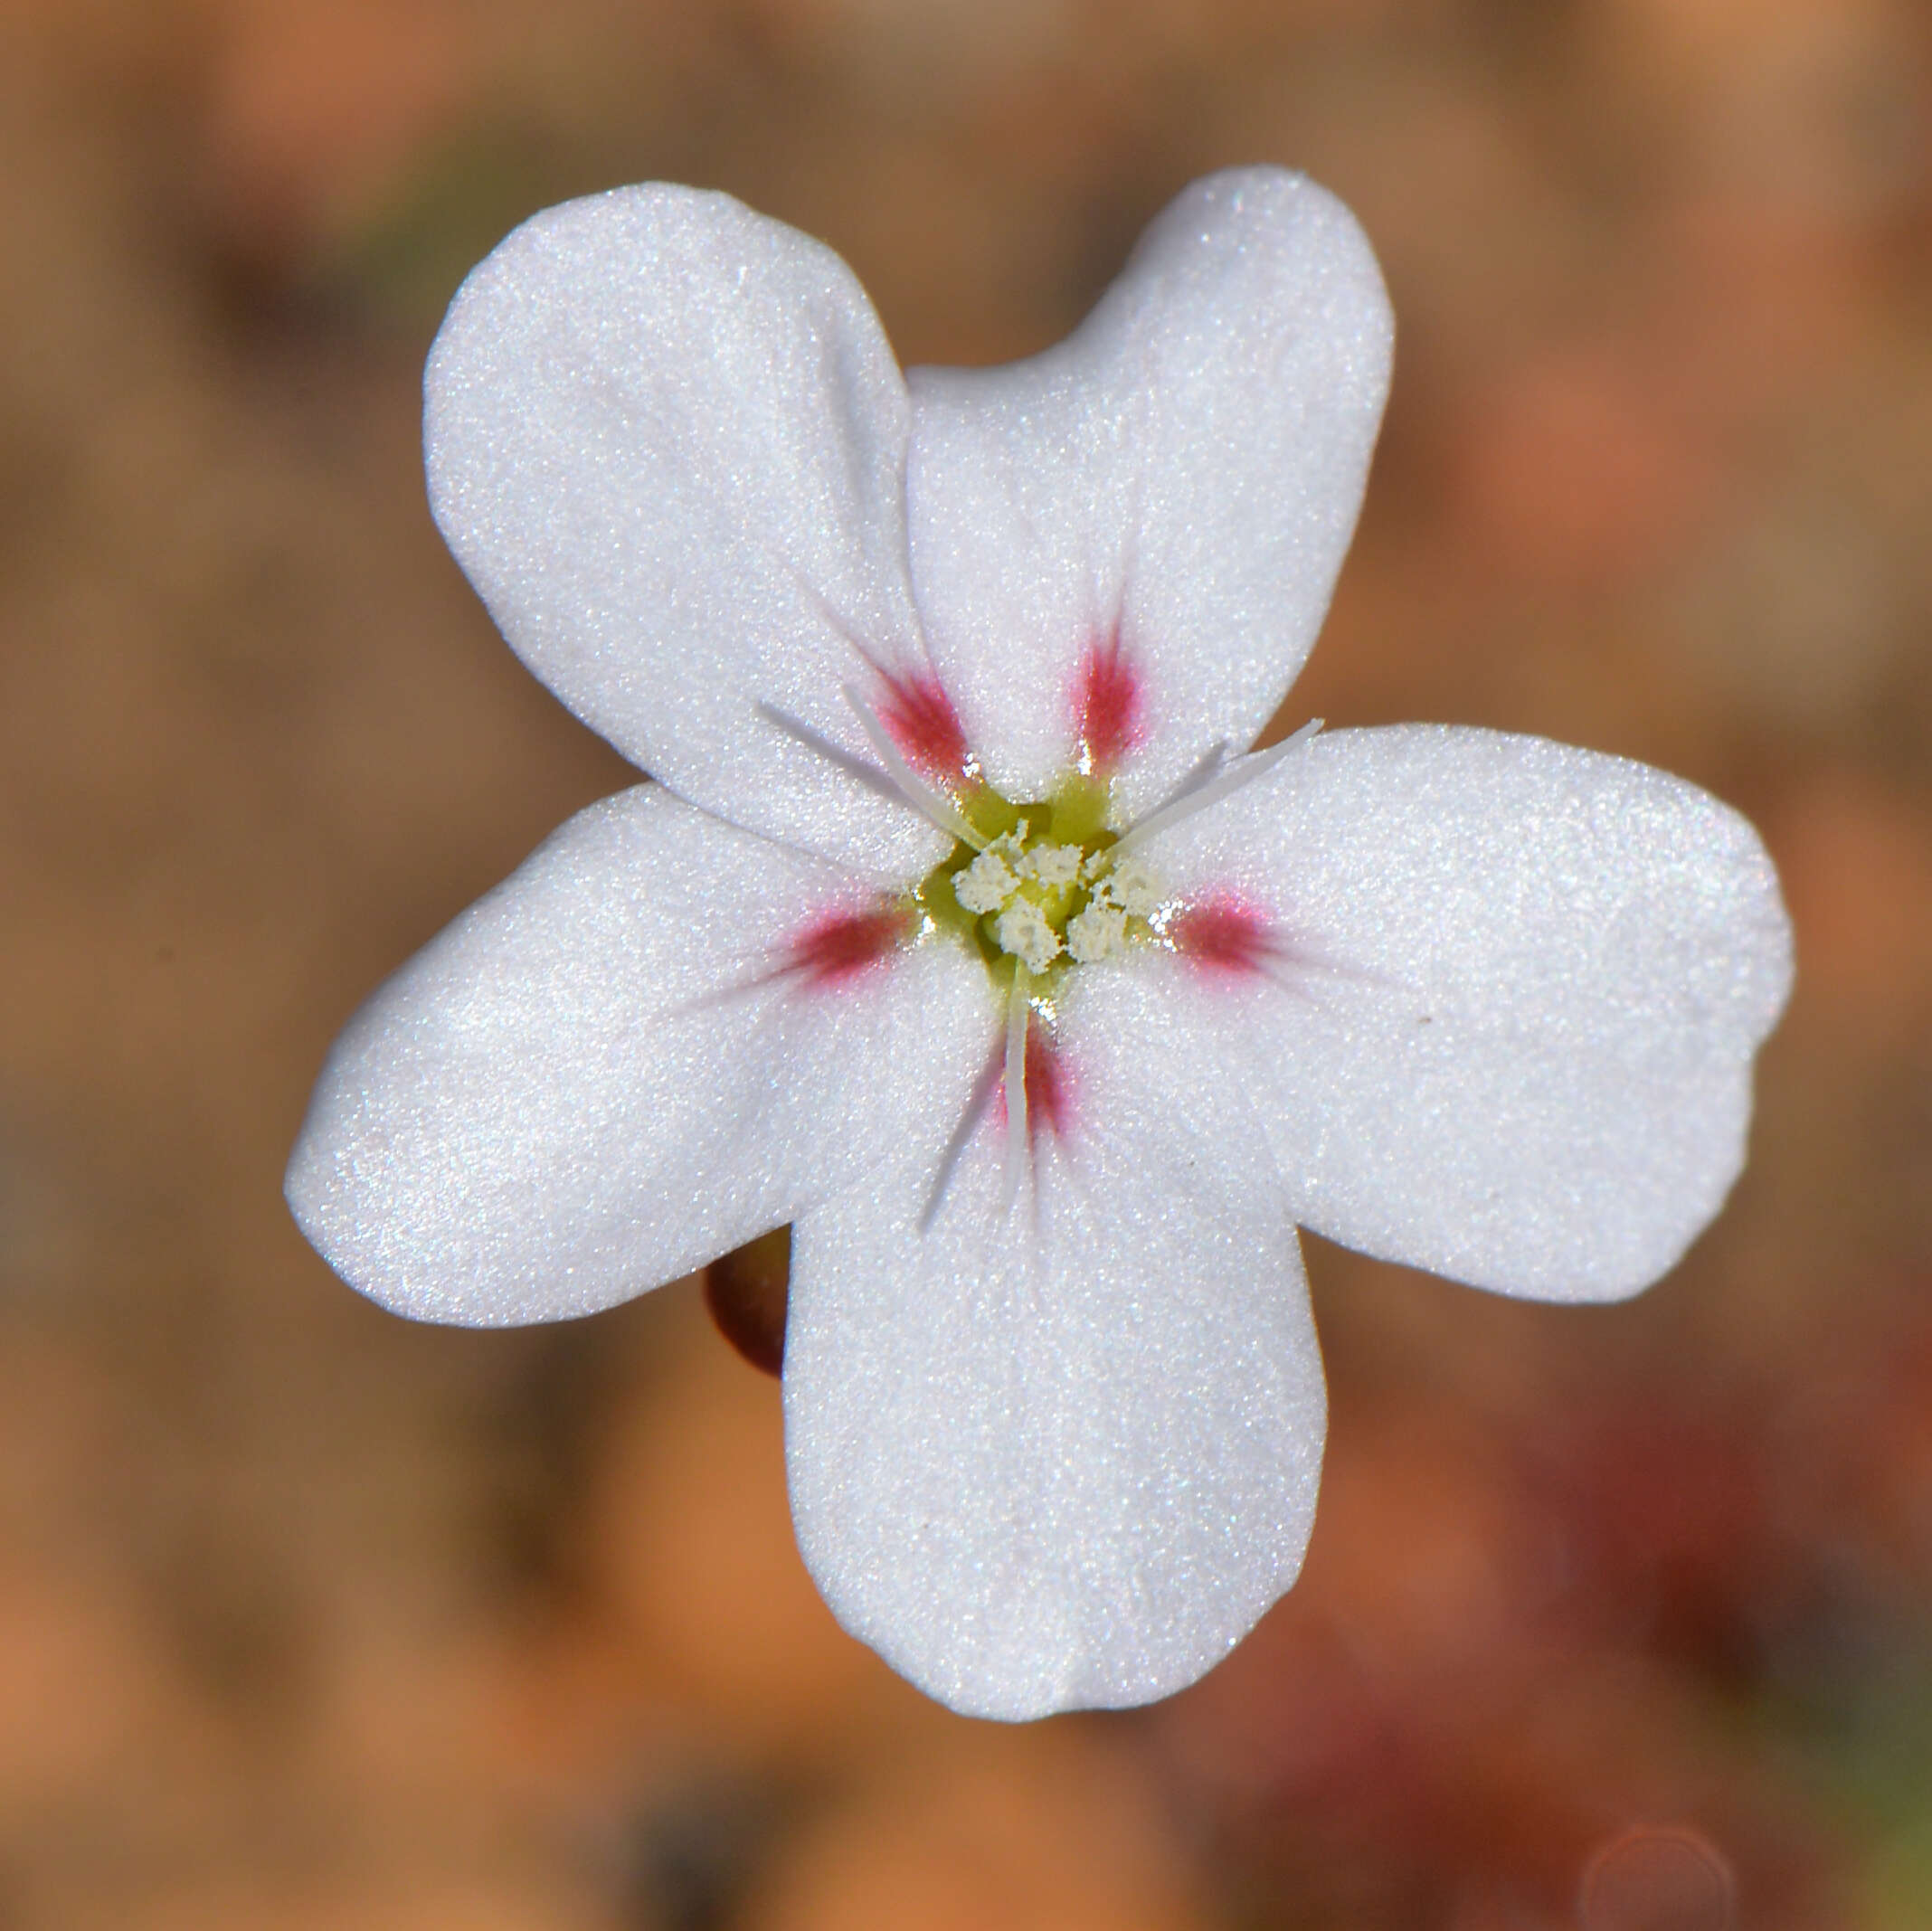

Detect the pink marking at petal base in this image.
[990,1029,1073,1145]
[1025,1028,1070,1141]
[784,906,913,989]
[1074,632,1142,772]
[1170,894,1275,977]
[876,669,969,781]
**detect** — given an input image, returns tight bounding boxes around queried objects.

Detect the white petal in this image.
[905,167,1391,819]
[287,785,989,1326]
[784,967,1325,1720]
[426,185,947,877]
[1144,727,1795,1302]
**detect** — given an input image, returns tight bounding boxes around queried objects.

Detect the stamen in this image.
[1088,853,1161,918]
[755,700,910,809]
[993,899,1062,973]
[953,847,1018,914]
[920,1042,1003,1233]
[1160,740,1235,812]
[1065,902,1127,963]
[1113,718,1323,857]
[1001,970,1031,1215]
[842,685,986,849]
[1022,843,1082,888]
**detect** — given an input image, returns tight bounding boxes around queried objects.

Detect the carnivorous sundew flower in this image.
[286,168,1794,1720]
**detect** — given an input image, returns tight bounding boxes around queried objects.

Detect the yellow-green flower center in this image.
[911,773,1163,989]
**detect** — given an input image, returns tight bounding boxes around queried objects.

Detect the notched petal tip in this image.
[903,166,1390,819]
[1132,164,1395,395]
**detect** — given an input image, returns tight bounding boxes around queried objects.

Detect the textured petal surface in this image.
[427,185,946,878]
[784,965,1325,1720]
[1145,727,1795,1301]
[904,167,1392,820]
[287,785,989,1325]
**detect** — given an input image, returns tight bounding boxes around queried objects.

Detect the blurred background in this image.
[2,0,1929,1925]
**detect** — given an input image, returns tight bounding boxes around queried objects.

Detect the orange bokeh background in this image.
[2,2,1929,1926]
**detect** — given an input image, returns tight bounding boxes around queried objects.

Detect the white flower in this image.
[285,169,1793,1721]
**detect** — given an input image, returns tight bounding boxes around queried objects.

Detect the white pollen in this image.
[1102,855,1162,918]
[994,900,1062,972]
[1024,843,1082,888]
[954,850,1018,914]
[1066,904,1128,963]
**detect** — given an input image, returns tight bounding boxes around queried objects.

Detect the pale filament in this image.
[1113,717,1323,858]
[842,685,986,850]
[1001,968,1031,1215]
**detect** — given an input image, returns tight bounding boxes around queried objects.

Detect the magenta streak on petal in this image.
[872,667,970,781]
[1073,630,1142,774]
[992,1027,1074,1146]
[782,905,914,989]
[1169,891,1388,1008]
[1170,893,1282,978]
[1025,1028,1070,1141]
